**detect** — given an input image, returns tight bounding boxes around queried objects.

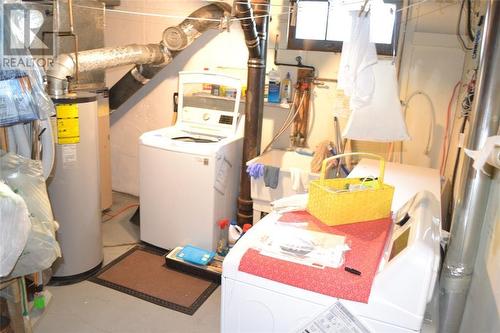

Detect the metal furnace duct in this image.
[439,0,500,331]
[108,2,231,110]
[46,2,231,101]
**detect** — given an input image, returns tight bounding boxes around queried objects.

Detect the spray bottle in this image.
[216,219,229,256]
[228,220,243,248]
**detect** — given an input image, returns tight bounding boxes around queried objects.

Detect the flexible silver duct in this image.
[439,1,500,332]
[47,44,167,95]
[48,44,166,80]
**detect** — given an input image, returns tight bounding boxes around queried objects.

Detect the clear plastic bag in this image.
[0,72,39,126]
[254,222,350,269]
[1,2,55,122]
[0,151,61,278]
[1,3,56,178]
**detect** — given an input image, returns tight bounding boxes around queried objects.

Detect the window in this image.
[287,0,402,56]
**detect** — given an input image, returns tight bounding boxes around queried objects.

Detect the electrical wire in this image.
[465,0,474,42]
[460,79,475,118]
[439,81,462,176]
[102,203,139,223]
[457,0,473,51]
[20,0,453,27]
[73,3,291,22]
[396,0,429,13]
[441,72,476,182]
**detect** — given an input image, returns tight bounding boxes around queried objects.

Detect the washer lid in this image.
[140,127,224,156]
[176,71,242,139]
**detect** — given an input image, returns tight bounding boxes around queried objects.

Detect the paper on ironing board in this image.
[254,223,348,269]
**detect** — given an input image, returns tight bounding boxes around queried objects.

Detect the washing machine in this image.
[221,161,442,333]
[139,72,244,251]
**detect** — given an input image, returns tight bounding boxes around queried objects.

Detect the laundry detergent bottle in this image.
[281,72,292,103]
[268,68,281,103]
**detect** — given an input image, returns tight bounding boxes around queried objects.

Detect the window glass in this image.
[288,0,401,55]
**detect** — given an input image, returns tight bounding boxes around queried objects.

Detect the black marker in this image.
[345,267,361,276]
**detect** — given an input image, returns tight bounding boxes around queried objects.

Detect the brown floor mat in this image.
[89,245,219,315]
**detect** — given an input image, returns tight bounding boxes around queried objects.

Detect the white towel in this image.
[271,193,309,214]
[290,168,301,192]
[290,168,312,192]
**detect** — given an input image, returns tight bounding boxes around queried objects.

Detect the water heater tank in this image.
[48,92,103,281]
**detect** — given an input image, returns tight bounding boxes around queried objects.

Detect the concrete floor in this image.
[34,192,220,333]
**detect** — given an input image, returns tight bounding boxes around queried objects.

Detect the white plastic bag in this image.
[0,151,61,278]
[343,62,409,142]
[0,182,31,277]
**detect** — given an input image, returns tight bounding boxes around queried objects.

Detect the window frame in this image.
[287,0,402,56]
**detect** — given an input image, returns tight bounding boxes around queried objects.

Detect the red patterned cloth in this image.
[238,211,393,303]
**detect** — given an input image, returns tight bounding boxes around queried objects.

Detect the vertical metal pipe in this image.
[236,0,269,225]
[439,1,500,332]
[66,0,79,82]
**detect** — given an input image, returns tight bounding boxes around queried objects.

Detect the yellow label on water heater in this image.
[56,104,80,144]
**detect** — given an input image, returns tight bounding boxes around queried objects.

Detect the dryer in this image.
[139,72,243,251]
[221,161,443,333]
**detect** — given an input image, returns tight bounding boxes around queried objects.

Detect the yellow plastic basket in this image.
[307,153,394,226]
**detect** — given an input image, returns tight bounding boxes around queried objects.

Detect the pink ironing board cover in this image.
[238,211,393,303]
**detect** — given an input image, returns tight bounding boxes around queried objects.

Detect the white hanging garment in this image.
[337,13,377,109]
[343,61,410,142]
